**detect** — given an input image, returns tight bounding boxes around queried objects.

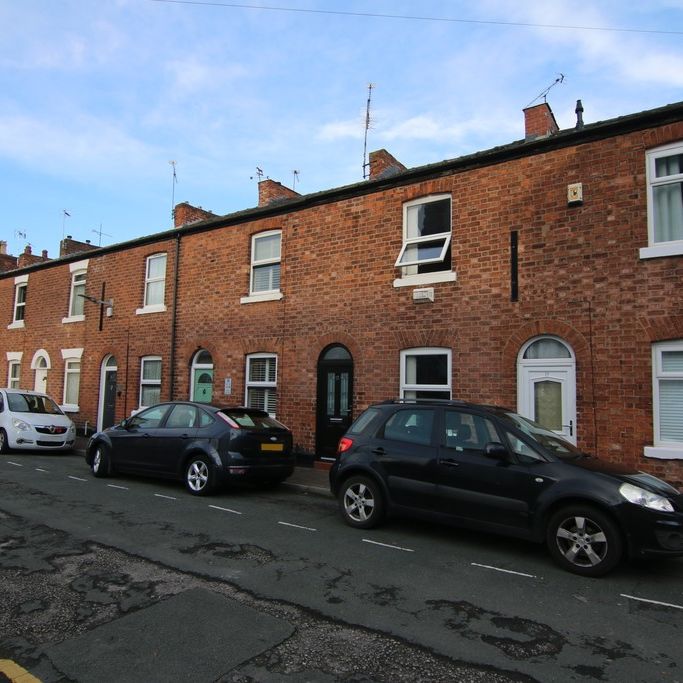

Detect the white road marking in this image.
[209,505,242,515]
[621,594,683,611]
[362,539,415,553]
[68,475,88,482]
[107,484,128,490]
[278,521,317,532]
[154,493,177,501]
[471,562,537,578]
[7,461,23,467]
[35,468,49,473]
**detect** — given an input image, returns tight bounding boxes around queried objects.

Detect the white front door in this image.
[34,358,48,393]
[519,365,576,444]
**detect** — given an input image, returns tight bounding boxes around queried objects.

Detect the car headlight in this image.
[619,482,674,512]
[11,418,30,432]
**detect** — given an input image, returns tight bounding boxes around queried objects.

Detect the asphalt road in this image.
[1,450,682,682]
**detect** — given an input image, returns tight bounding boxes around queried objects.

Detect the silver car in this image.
[0,388,76,453]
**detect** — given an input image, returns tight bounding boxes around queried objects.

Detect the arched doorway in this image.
[316,344,354,460]
[31,350,50,393]
[190,350,214,403]
[98,355,118,431]
[517,336,577,444]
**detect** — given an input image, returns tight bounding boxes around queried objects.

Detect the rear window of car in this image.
[7,393,63,415]
[347,408,382,435]
[219,410,287,431]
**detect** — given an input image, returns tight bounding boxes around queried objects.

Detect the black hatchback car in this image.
[85,402,294,495]
[329,399,683,576]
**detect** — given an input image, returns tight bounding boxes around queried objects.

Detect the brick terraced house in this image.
[1,100,682,483]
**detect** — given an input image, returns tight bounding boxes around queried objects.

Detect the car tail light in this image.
[337,437,353,454]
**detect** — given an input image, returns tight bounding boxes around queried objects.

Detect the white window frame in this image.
[61,348,84,412]
[8,275,28,329]
[245,353,278,416]
[394,195,456,288]
[241,230,283,304]
[139,356,162,409]
[63,260,89,323]
[645,340,683,460]
[399,348,452,399]
[6,352,22,389]
[640,142,683,259]
[136,253,167,315]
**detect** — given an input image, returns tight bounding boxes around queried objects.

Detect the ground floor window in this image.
[400,348,451,399]
[7,356,21,389]
[63,360,81,408]
[647,340,683,459]
[246,353,277,416]
[140,356,162,408]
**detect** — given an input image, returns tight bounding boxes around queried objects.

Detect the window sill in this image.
[639,241,683,259]
[135,304,167,315]
[644,446,683,460]
[7,321,25,330]
[61,315,85,324]
[240,291,284,305]
[60,404,80,413]
[393,271,456,288]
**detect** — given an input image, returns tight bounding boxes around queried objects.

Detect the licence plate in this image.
[261,443,284,452]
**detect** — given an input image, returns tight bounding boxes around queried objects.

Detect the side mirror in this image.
[484,441,509,461]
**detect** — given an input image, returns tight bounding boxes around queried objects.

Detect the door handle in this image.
[439,458,460,467]
[372,447,386,455]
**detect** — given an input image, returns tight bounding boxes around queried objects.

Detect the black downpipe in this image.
[169,233,181,399]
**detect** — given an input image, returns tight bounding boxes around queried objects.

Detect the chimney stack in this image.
[258,179,300,207]
[368,149,407,180]
[523,102,559,141]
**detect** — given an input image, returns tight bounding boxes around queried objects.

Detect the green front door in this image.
[193,370,213,403]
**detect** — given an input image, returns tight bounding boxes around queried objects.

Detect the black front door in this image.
[316,345,353,459]
[103,369,117,429]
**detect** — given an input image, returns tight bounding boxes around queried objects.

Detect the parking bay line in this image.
[278,521,317,532]
[209,505,242,515]
[621,593,683,611]
[35,468,49,473]
[6,461,23,467]
[471,562,536,578]
[154,493,177,501]
[68,475,88,482]
[107,484,129,490]
[362,539,415,553]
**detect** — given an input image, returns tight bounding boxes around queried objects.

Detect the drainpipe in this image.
[169,233,181,399]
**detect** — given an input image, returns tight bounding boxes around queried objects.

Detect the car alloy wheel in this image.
[340,475,384,529]
[185,455,215,496]
[547,505,622,577]
[91,445,110,478]
[0,429,8,454]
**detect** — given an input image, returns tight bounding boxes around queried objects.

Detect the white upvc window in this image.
[63,260,89,323]
[137,253,167,314]
[61,348,83,411]
[245,353,277,416]
[394,195,453,288]
[400,348,452,400]
[8,275,28,329]
[139,356,162,409]
[7,352,22,389]
[251,231,281,294]
[640,142,683,259]
[645,341,683,460]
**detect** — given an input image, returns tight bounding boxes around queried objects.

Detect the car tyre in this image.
[91,445,111,478]
[0,428,9,454]
[546,504,623,577]
[185,454,216,496]
[339,475,385,529]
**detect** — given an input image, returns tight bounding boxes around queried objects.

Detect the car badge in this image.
[47,425,56,434]
[270,436,277,442]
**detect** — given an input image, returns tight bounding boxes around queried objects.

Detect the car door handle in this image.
[439,458,460,467]
[372,447,386,455]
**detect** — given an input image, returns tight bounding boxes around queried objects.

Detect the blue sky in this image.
[1,0,682,258]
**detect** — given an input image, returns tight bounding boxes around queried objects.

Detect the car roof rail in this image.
[380,397,468,406]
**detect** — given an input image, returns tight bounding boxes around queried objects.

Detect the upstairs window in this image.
[250,231,281,294]
[9,277,28,328]
[641,143,683,259]
[245,353,277,416]
[137,253,167,314]
[70,272,86,316]
[395,195,452,274]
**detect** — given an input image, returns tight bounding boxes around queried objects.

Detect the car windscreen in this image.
[218,410,287,431]
[7,393,64,415]
[500,412,583,459]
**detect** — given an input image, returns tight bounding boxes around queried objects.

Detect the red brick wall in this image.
[1,117,682,484]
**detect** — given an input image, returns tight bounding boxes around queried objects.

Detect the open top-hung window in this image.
[395,195,452,273]
[641,143,683,258]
